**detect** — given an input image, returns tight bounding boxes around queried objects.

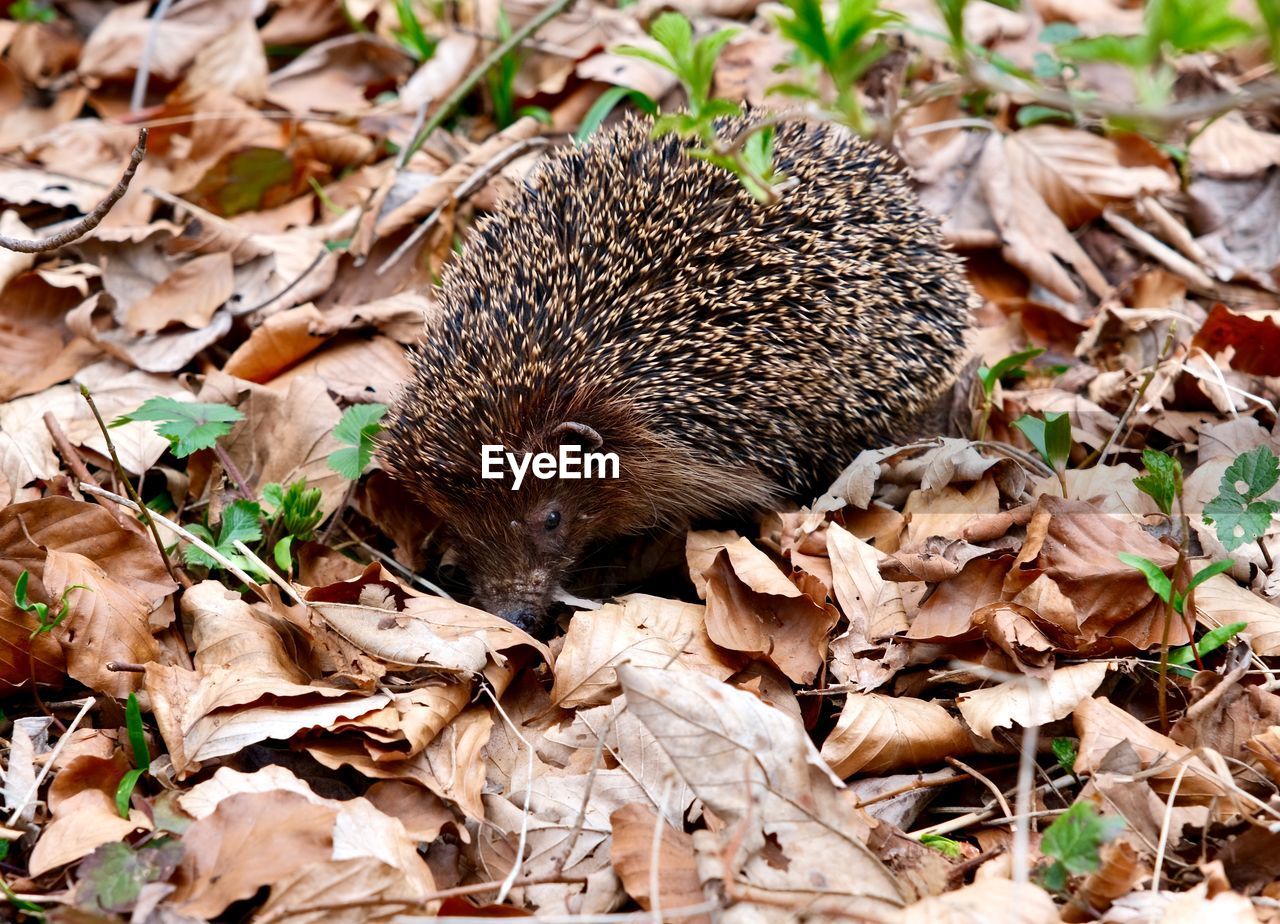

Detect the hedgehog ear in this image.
[551,421,604,450]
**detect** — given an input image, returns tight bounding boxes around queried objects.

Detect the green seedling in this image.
[14,571,89,640]
[1203,446,1280,553]
[1012,410,1072,494]
[112,398,243,458]
[114,693,152,819]
[974,347,1043,440]
[328,403,390,480]
[1039,801,1124,892]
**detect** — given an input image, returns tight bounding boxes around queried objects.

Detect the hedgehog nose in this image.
[496,605,540,633]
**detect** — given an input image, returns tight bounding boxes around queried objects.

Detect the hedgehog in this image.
[380,113,973,635]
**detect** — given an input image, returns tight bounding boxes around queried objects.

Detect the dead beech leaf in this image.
[978,133,1109,303]
[828,522,908,643]
[958,661,1111,739]
[893,878,1059,924]
[309,593,545,674]
[1190,113,1280,179]
[618,664,906,913]
[1005,126,1175,228]
[1194,574,1280,656]
[551,594,738,710]
[42,548,161,698]
[609,803,707,919]
[27,789,152,877]
[695,535,838,684]
[821,693,974,777]
[123,252,235,334]
[221,303,329,382]
[1191,304,1280,377]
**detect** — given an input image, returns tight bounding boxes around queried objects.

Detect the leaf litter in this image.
[3,0,1280,921]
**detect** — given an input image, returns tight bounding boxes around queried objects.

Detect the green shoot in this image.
[1051,737,1077,775]
[14,570,90,640]
[328,403,390,480]
[114,693,152,819]
[112,398,243,458]
[1168,621,1247,675]
[920,833,962,857]
[1039,801,1124,892]
[1133,449,1182,517]
[261,480,324,572]
[974,347,1044,440]
[184,500,265,576]
[8,0,55,22]
[1012,411,1072,494]
[1117,554,1232,616]
[390,0,437,61]
[1203,446,1280,552]
[576,87,659,141]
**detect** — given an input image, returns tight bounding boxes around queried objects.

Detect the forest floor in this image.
[2,0,1280,920]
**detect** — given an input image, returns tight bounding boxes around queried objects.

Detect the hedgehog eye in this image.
[544,510,562,531]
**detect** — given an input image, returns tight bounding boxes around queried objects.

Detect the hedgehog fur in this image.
[381,113,974,633]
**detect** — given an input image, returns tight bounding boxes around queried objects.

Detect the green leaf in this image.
[1203,492,1279,552]
[328,403,389,480]
[1016,104,1073,127]
[575,87,658,142]
[1039,22,1082,44]
[1184,558,1233,598]
[390,0,437,60]
[650,11,694,61]
[113,397,244,458]
[1051,737,1077,774]
[1133,449,1182,517]
[1041,801,1124,877]
[184,500,264,571]
[125,693,151,770]
[76,840,183,914]
[1222,445,1280,501]
[1168,620,1247,667]
[614,44,677,72]
[115,768,145,819]
[274,535,295,572]
[263,480,323,539]
[976,347,1045,397]
[8,0,55,22]
[1117,552,1172,604]
[1057,33,1151,68]
[920,833,962,857]
[1012,411,1072,471]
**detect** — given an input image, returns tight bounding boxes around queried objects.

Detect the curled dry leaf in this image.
[1005,126,1176,229]
[618,664,906,912]
[821,693,975,777]
[551,594,738,710]
[691,534,838,684]
[958,660,1111,739]
[609,803,707,920]
[827,522,908,645]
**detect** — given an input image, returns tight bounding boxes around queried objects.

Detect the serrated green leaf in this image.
[1041,801,1124,877]
[112,397,244,458]
[1051,737,1077,774]
[1133,449,1182,517]
[328,403,389,480]
[1204,492,1278,552]
[650,11,694,60]
[1117,552,1172,603]
[1221,446,1280,501]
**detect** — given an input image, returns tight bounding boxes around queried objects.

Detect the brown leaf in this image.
[609,803,707,919]
[958,661,1110,739]
[894,878,1060,924]
[27,789,152,876]
[123,252,235,334]
[821,693,975,777]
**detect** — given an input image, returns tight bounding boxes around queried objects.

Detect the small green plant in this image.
[262,480,324,571]
[185,500,266,577]
[974,347,1043,440]
[1117,553,1231,617]
[486,8,552,128]
[14,570,89,640]
[1012,411,1072,495]
[328,403,390,480]
[575,87,659,141]
[114,693,151,819]
[390,0,437,61]
[617,14,783,200]
[770,0,902,135]
[1051,737,1077,775]
[920,833,962,857]
[1168,621,1247,676]
[1039,801,1124,892]
[1203,446,1280,553]
[8,0,56,22]
[112,398,244,458]
[1133,448,1183,517]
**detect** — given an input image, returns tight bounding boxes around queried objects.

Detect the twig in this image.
[483,683,537,905]
[1151,759,1193,892]
[43,412,131,529]
[240,248,330,316]
[1011,679,1042,886]
[946,757,1012,821]
[78,385,178,584]
[1104,210,1218,294]
[340,525,453,599]
[403,0,578,160]
[131,0,176,112]
[971,440,1054,478]
[5,697,95,826]
[213,444,253,500]
[376,136,553,275]
[0,130,148,253]
[1089,321,1178,467]
[553,706,616,876]
[78,483,271,604]
[232,539,306,606]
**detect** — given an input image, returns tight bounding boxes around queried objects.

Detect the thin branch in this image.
[232,539,306,606]
[78,483,272,604]
[213,444,254,500]
[131,0,176,112]
[0,130,148,253]
[403,0,578,160]
[78,385,178,584]
[340,525,453,599]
